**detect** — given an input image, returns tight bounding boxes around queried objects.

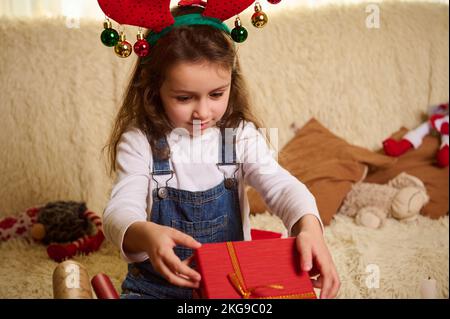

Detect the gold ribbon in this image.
[226,241,284,299]
[225,241,316,299]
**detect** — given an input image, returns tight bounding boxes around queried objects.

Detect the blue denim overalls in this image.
[121,129,244,299]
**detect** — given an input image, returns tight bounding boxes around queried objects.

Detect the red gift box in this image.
[250,229,282,240]
[194,237,317,299]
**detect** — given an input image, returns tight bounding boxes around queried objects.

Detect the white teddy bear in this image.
[339,172,429,229]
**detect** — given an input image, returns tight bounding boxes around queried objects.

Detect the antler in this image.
[98,0,174,33]
[98,0,256,33]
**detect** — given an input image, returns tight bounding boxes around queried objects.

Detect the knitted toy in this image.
[0,201,104,262]
[0,207,39,241]
[339,172,429,229]
[383,102,449,167]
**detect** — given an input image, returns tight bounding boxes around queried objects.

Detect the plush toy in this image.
[383,102,449,167]
[0,207,39,241]
[339,172,429,229]
[0,201,104,262]
[31,201,90,244]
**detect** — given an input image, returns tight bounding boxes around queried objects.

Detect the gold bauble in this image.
[251,12,268,28]
[114,41,133,58]
[114,31,132,58]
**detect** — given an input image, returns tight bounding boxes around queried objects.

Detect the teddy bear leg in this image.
[355,206,386,229]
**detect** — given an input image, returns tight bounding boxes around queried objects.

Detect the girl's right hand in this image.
[143,222,202,288]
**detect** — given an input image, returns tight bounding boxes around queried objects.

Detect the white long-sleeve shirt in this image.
[103,121,323,263]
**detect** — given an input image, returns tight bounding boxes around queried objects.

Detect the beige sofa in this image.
[0,1,448,298]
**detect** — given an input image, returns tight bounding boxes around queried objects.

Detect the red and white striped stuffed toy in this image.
[0,202,104,262]
[383,102,449,168]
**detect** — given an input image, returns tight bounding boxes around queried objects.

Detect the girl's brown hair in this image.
[105,5,263,175]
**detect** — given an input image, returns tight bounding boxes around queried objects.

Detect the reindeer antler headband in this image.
[98,0,283,58]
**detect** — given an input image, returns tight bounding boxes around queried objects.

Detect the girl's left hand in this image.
[294,215,340,299]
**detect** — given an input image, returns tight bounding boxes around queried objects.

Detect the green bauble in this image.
[231,26,248,43]
[101,28,119,47]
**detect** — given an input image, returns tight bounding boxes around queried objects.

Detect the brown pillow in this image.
[247,118,396,225]
[365,128,449,219]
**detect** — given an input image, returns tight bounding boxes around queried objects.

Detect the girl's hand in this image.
[124,221,202,289]
[146,222,202,288]
[293,215,340,299]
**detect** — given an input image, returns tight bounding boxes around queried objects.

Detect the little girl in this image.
[103,3,340,299]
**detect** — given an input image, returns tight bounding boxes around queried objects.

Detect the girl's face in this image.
[160,61,232,135]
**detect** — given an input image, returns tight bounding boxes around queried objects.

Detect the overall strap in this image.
[149,135,174,199]
[217,128,240,189]
[151,136,172,176]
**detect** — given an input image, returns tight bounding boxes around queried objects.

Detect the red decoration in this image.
[267,0,282,4]
[97,0,255,33]
[194,237,317,299]
[91,273,120,299]
[134,39,150,57]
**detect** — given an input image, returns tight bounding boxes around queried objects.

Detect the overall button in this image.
[224,178,235,189]
[157,187,168,199]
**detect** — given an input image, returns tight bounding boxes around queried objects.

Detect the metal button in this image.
[224,178,235,189]
[157,187,168,199]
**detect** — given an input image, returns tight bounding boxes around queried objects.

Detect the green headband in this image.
[147,13,231,47]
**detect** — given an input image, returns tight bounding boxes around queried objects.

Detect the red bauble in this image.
[267,0,282,4]
[134,39,150,57]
